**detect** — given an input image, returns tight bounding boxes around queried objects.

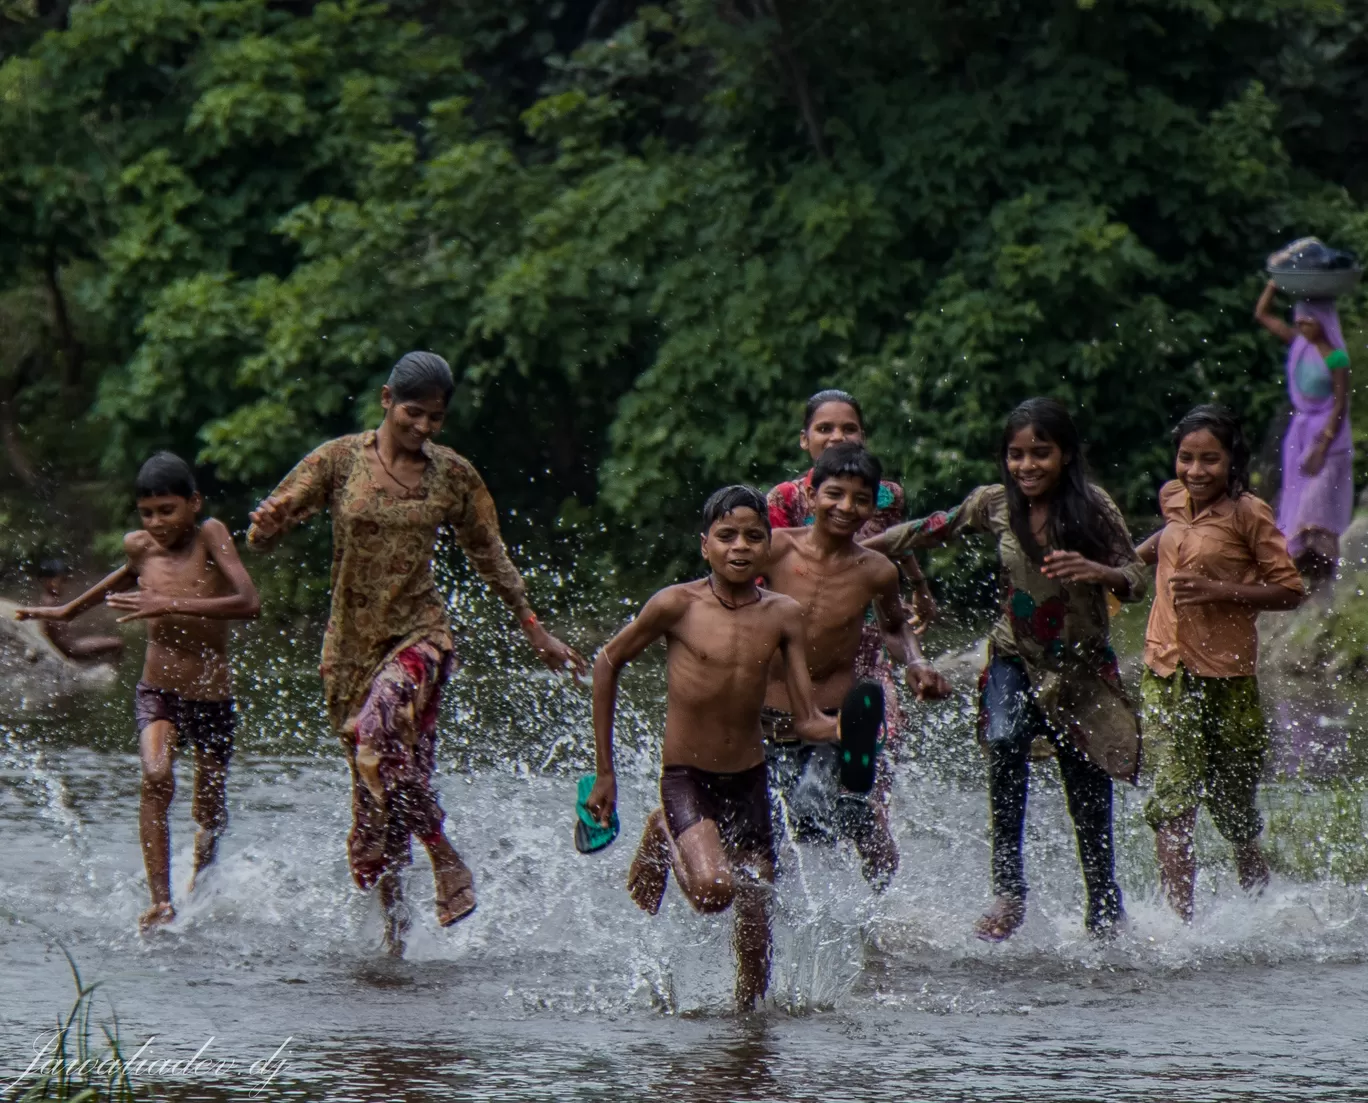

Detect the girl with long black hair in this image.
[867,398,1147,941]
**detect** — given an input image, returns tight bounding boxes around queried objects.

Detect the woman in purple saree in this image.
[1255,280,1353,584]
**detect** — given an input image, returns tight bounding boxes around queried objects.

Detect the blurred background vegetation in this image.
[2,0,1368,606]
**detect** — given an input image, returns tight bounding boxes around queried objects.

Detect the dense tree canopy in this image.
[2,0,1366,581]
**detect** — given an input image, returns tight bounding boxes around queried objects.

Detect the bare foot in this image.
[433,857,476,928]
[627,808,671,915]
[187,828,218,893]
[973,895,1025,943]
[138,902,176,932]
[1235,841,1271,894]
[379,872,409,957]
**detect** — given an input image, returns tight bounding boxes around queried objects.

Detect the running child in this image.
[17,452,261,930]
[865,398,1148,941]
[762,443,950,888]
[1137,405,1304,921]
[584,485,836,1011]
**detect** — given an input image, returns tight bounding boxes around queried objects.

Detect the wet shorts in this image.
[660,763,775,863]
[762,707,880,845]
[134,682,236,763]
[1141,666,1267,843]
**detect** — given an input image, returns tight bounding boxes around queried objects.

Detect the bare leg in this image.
[1234,839,1271,894]
[732,854,774,1012]
[670,819,735,915]
[849,801,899,892]
[422,832,476,927]
[1154,810,1197,922]
[627,808,671,914]
[378,871,408,957]
[188,746,229,893]
[138,720,177,931]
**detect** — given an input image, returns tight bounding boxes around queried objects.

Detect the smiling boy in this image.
[762,443,950,887]
[18,452,260,930]
[585,485,835,1010]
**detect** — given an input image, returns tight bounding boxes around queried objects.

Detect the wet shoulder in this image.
[855,541,899,586]
[1157,479,1187,521]
[1232,490,1277,528]
[428,444,484,491]
[123,529,155,563]
[969,484,1009,530]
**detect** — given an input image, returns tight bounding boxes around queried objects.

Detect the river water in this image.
[3,597,1368,1101]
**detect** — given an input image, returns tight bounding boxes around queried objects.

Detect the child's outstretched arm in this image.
[15,565,135,623]
[585,589,687,826]
[105,520,262,623]
[776,602,839,744]
[871,560,951,700]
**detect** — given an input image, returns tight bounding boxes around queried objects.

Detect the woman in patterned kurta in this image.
[248,352,585,948]
[868,399,1147,942]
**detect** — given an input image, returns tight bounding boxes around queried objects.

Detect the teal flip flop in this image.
[574,774,620,854]
[838,680,886,794]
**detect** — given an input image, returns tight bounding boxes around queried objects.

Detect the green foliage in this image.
[3,0,1368,583]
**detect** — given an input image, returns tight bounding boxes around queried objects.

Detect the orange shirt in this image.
[1144,481,1304,679]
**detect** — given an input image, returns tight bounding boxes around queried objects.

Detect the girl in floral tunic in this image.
[248,352,585,952]
[867,399,1147,942]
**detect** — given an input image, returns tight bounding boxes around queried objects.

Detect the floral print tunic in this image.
[247,431,530,732]
[879,484,1149,781]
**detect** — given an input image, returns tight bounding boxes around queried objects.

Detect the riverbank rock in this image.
[0,599,117,698]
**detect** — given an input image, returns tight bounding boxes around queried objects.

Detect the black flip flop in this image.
[838,680,885,794]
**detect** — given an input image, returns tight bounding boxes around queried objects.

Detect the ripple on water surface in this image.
[3,617,1368,1100]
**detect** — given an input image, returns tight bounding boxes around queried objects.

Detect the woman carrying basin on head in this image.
[247,351,587,953]
[1255,281,1353,587]
[865,398,1147,942]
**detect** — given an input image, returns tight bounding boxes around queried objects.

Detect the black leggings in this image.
[981,657,1122,929]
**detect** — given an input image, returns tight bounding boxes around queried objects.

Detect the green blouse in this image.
[880,484,1148,781]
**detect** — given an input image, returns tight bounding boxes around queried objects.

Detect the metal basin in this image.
[1267,267,1363,299]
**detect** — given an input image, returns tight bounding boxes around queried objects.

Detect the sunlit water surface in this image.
[3,601,1368,1102]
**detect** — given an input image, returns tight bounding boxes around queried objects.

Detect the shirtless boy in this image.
[17,452,260,930]
[585,486,836,1010]
[763,443,951,888]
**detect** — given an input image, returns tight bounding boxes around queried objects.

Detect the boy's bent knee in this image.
[681,865,735,913]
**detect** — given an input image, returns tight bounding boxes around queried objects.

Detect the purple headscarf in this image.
[1290,299,1346,369]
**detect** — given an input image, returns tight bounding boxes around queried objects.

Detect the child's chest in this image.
[138,545,225,597]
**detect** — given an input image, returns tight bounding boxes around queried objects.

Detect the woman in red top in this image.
[765,390,934,886]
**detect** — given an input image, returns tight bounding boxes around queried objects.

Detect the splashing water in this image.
[3,586,1368,1100]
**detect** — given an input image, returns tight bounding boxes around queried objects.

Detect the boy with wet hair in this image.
[18,451,261,930]
[763,442,951,888]
[586,485,836,1011]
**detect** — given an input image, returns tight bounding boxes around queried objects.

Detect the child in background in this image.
[34,558,124,662]
[18,453,261,930]
[1137,405,1305,921]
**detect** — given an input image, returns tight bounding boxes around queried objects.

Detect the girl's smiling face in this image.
[1176,428,1231,509]
[800,401,865,463]
[1005,425,1066,500]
